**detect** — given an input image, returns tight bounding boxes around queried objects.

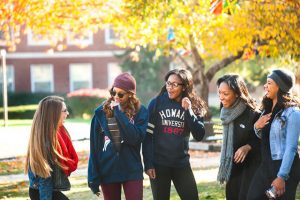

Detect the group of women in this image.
[25,68,300,200]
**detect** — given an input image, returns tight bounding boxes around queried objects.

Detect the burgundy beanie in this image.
[113,72,136,94]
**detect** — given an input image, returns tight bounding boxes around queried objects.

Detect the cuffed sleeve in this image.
[185,108,205,141]
[277,111,300,180]
[113,105,148,146]
[142,99,156,171]
[87,115,103,193]
[247,112,261,154]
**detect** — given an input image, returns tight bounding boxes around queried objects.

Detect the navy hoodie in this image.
[143,92,205,170]
[88,104,148,193]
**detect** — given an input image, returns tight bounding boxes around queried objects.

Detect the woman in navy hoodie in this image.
[88,72,148,200]
[143,68,206,200]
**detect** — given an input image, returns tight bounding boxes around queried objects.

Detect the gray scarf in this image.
[217,99,247,183]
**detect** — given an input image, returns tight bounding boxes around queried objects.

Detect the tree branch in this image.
[189,34,205,69]
[206,50,244,81]
[171,48,192,70]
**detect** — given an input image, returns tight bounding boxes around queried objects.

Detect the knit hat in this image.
[268,69,295,93]
[113,72,136,94]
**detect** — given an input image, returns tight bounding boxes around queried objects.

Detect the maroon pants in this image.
[101,180,143,200]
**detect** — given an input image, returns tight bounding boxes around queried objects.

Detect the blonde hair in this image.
[25,96,68,178]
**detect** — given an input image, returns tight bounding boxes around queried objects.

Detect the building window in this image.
[107,63,122,87]
[67,32,93,46]
[105,26,118,44]
[27,30,51,46]
[69,63,92,91]
[0,65,15,92]
[31,64,54,92]
[0,31,5,46]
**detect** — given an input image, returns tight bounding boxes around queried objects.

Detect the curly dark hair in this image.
[103,88,141,119]
[261,89,300,112]
[158,68,207,116]
[217,74,257,110]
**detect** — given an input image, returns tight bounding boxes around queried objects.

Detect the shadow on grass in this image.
[0,177,225,200]
[2,176,300,200]
[0,181,28,199]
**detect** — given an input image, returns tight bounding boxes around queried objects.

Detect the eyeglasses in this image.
[110,91,127,98]
[166,81,184,88]
[61,108,68,113]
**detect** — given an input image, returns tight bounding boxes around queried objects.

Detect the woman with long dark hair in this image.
[143,68,206,200]
[216,74,261,200]
[247,69,300,200]
[88,72,148,200]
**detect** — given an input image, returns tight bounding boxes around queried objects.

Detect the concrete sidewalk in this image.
[0,122,220,159]
[0,121,220,183]
[0,154,220,183]
[0,122,90,159]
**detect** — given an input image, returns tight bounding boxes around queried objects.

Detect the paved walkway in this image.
[0,122,90,159]
[0,122,220,183]
[0,156,220,183]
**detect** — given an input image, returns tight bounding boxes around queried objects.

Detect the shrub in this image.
[0,92,65,106]
[66,88,109,119]
[0,105,38,119]
[209,105,220,117]
[0,92,66,119]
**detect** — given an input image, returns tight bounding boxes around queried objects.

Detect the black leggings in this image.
[29,188,69,200]
[150,164,199,200]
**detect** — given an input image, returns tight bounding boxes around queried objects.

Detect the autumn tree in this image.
[1,0,299,109]
[102,0,300,109]
[0,0,106,51]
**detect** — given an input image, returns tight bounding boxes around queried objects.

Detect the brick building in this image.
[0,28,124,94]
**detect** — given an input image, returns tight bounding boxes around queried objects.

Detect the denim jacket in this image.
[28,168,53,200]
[255,106,300,180]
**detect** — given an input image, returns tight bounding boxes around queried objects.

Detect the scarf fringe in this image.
[217,157,233,184]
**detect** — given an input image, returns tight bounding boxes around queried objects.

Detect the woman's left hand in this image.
[272,177,285,197]
[234,144,251,163]
[182,97,191,110]
[110,101,120,109]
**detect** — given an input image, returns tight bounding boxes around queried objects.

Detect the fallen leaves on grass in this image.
[0,151,90,176]
[0,158,24,175]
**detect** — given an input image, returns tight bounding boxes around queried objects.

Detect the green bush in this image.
[0,105,38,119]
[209,105,220,117]
[0,92,65,106]
[0,92,65,119]
[66,96,105,119]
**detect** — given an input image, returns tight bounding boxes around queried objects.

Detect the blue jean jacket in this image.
[255,107,300,180]
[28,168,53,200]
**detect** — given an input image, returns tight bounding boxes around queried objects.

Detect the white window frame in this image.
[0,31,5,46]
[107,63,122,87]
[27,30,51,46]
[69,63,92,91]
[67,32,94,46]
[105,26,118,44]
[30,64,54,92]
[0,65,15,92]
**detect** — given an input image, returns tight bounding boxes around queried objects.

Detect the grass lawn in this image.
[3,177,300,200]
[0,176,226,200]
[1,150,300,199]
[0,150,226,199]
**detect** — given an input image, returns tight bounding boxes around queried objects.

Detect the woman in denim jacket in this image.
[247,69,300,200]
[25,96,78,200]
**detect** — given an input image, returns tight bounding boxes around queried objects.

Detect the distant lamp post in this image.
[1,49,8,127]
